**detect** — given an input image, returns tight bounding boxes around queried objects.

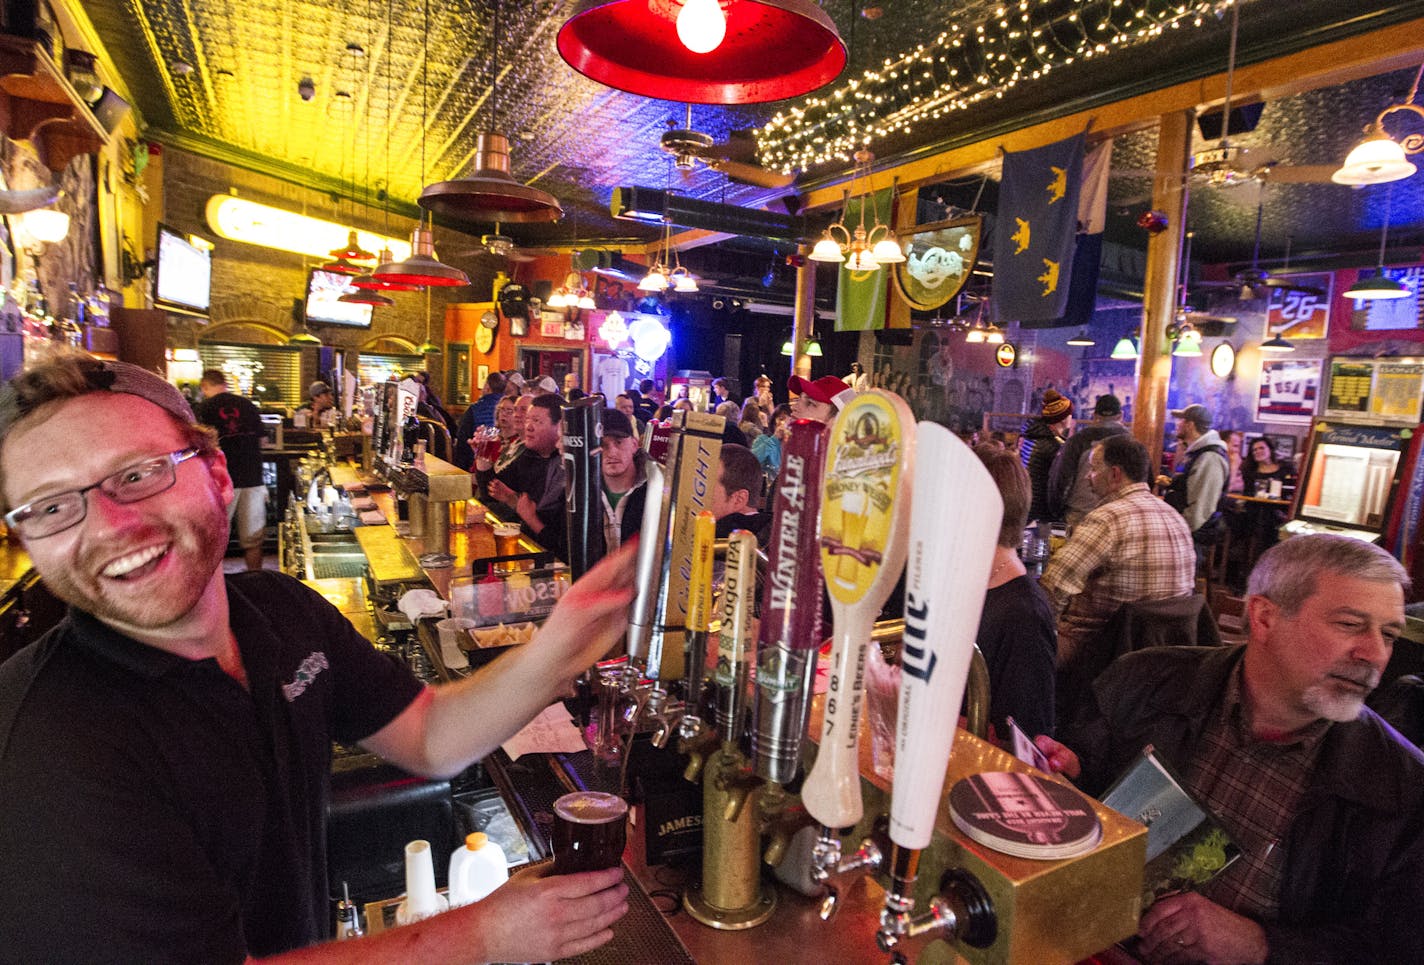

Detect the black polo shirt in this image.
[0,571,423,963]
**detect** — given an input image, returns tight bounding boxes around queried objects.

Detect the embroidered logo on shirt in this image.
[282,651,330,702]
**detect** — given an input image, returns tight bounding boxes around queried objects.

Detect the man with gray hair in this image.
[1036,534,1424,964]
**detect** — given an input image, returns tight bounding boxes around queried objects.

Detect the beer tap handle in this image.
[713,530,758,741]
[801,391,916,834]
[626,460,669,670]
[752,418,830,787]
[680,511,716,739]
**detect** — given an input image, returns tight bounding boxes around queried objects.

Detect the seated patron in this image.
[1040,436,1195,675]
[972,445,1057,739]
[476,394,566,556]
[1037,535,1424,964]
[711,443,772,545]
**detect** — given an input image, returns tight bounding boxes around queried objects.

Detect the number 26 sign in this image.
[1267,273,1333,340]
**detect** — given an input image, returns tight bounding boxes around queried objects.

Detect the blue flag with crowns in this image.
[991,132,1085,323]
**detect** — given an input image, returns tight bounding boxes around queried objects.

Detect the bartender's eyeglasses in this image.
[5,448,202,539]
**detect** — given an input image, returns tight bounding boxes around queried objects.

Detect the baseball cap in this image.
[601,407,635,439]
[787,375,854,411]
[532,375,559,395]
[0,355,195,439]
[308,380,333,399]
[1170,403,1212,430]
[1094,393,1122,417]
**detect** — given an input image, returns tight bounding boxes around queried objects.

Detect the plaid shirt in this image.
[1040,482,1195,664]
[1186,664,1329,919]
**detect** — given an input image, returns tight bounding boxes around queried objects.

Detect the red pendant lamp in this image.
[557,0,846,104]
[338,287,395,307]
[350,247,424,291]
[371,220,469,288]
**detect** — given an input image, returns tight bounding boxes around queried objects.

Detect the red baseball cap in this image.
[787,375,854,411]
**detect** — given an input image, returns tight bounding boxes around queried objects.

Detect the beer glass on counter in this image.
[493,522,522,572]
[552,791,629,874]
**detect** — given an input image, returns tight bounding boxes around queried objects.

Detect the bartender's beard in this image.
[45,497,232,633]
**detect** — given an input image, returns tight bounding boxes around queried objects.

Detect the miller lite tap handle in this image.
[800,390,916,831]
[890,423,1001,851]
[752,418,830,786]
[713,529,758,739]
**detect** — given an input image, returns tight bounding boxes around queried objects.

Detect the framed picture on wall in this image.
[447,343,471,404]
[476,363,489,390]
[1255,358,1322,425]
[508,313,528,337]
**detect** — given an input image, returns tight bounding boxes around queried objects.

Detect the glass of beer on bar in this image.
[493,522,522,572]
[551,791,628,874]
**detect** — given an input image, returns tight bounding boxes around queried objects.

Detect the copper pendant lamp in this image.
[557,0,846,104]
[350,247,423,292]
[418,133,562,223]
[338,288,395,307]
[419,1,561,223]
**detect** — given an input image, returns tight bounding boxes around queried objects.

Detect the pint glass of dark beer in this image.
[551,791,628,874]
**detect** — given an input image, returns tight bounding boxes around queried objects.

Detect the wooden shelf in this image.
[0,34,109,172]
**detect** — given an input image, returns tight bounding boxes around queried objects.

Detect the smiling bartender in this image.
[0,352,633,964]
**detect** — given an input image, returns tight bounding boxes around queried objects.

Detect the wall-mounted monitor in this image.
[304,268,374,328]
[154,224,212,317]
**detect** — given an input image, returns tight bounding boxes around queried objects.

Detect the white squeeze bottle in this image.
[448,832,509,907]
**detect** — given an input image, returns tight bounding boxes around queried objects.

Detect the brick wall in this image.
[162,147,500,393]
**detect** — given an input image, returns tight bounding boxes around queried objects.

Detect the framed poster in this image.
[446,343,471,404]
[508,312,528,337]
[1266,273,1332,340]
[892,215,982,312]
[1324,356,1424,426]
[475,363,489,390]
[1255,358,1321,425]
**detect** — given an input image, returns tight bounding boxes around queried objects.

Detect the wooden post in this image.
[1134,110,1191,474]
[792,244,815,379]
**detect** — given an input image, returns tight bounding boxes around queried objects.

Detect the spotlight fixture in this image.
[1332,62,1424,186]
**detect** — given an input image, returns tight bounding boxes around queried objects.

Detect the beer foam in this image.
[554,791,629,824]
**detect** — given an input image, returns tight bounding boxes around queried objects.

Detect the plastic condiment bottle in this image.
[447,832,509,907]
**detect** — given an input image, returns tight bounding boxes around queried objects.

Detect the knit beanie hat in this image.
[1041,389,1073,423]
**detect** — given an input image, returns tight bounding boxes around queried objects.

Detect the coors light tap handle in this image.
[800,390,916,834]
[680,510,717,738]
[752,418,830,786]
[713,530,759,741]
[562,395,607,581]
[880,423,1002,943]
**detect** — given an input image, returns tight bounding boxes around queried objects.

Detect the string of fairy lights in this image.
[756,0,1236,173]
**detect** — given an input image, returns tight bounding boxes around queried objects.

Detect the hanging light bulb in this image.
[676,0,727,54]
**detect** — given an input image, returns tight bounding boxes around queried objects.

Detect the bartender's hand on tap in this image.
[536,538,639,683]
[1031,735,1082,779]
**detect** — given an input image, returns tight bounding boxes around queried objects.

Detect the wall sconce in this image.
[22,207,70,244]
[1167,321,1203,357]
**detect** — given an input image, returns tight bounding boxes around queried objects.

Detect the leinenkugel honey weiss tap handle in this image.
[890,423,1001,852]
[800,390,916,831]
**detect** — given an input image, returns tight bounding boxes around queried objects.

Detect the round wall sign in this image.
[995,342,1017,367]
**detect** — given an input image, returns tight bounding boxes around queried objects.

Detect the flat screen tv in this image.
[304,268,374,328]
[154,224,212,317]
